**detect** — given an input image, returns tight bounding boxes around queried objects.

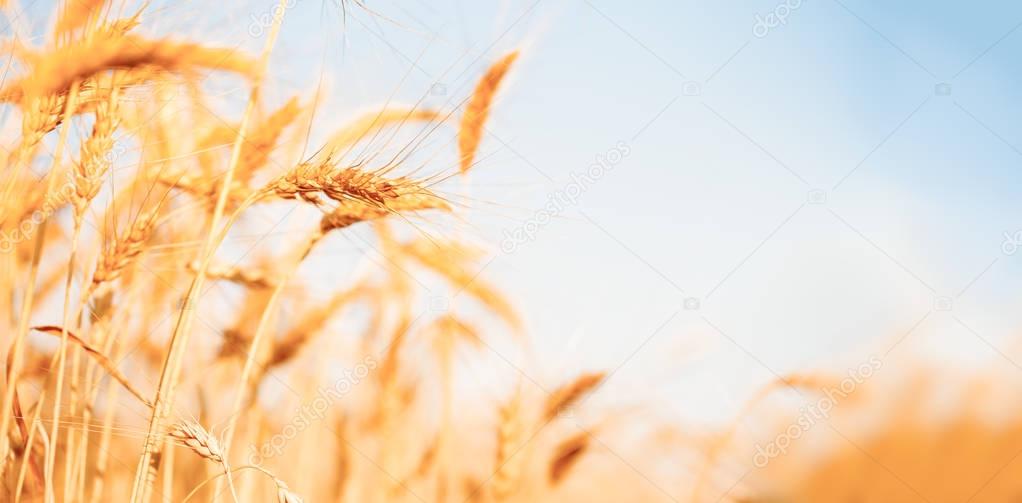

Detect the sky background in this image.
[12,0,1022,426]
[253,0,1022,425]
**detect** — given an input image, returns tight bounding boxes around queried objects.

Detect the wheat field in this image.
[0,1,1021,502]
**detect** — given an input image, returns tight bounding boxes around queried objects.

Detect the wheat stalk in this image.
[129,3,290,500]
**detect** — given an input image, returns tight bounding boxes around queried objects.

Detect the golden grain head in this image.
[459,50,519,174]
[544,372,606,421]
[168,421,224,464]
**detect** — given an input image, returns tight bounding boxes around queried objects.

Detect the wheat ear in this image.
[544,372,606,421]
[168,421,239,503]
[458,51,519,173]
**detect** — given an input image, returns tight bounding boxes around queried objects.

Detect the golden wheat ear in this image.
[549,431,590,485]
[544,372,606,421]
[91,209,157,288]
[167,421,224,464]
[459,50,520,174]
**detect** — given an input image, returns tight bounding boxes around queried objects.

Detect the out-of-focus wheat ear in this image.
[267,281,368,368]
[7,34,260,102]
[319,107,442,158]
[458,51,519,174]
[544,372,606,422]
[91,209,157,289]
[186,260,275,289]
[492,390,524,501]
[548,431,590,485]
[401,238,522,331]
[53,0,107,37]
[237,96,303,183]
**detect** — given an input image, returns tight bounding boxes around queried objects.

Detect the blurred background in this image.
[13,0,1022,430]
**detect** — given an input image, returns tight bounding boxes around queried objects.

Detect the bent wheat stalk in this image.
[179,464,303,503]
[168,421,239,503]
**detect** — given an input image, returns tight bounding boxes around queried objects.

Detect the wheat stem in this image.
[128,3,289,501]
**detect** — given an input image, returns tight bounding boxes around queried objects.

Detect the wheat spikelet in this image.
[91,210,157,287]
[548,431,589,485]
[544,372,606,421]
[167,421,224,464]
[458,51,519,173]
